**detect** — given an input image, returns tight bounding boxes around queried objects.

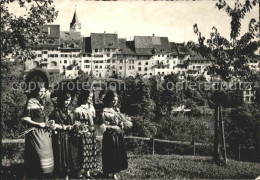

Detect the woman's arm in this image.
[21,117,46,128]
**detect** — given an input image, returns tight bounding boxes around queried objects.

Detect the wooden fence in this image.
[2,136,213,156]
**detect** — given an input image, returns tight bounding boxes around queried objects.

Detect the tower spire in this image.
[70,6,81,32]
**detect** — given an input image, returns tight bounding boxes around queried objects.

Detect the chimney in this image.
[153,34,155,36]
[104,31,106,33]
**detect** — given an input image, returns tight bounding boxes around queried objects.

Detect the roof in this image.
[188,49,209,61]
[90,33,118,49]
[118,39,135,55]
[169,42,178,55]
[70,10,80,29]
[134,36,171,55]
[60,31,82,49]
[42,25,60,39]
[176,43,190,55]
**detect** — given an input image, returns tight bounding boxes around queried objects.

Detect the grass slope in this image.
[2,154,259,179]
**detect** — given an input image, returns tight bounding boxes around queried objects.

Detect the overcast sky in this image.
[8,0,259,43]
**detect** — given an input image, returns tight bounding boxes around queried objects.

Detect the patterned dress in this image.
[49,108,81,177]
[73,104,97,171]
[100,108,128,174]
[22,98,54,178]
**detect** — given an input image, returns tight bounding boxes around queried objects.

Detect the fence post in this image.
[192,140,196,155]
[238,144,241,161]
[151,137,155,156]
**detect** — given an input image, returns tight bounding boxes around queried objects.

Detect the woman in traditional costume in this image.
[73,90,97,178]
[49,91,81,179]
[21,70,54,179]
[100,90,132,179]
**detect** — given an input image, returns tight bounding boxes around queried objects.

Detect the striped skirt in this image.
[25,128,54,177]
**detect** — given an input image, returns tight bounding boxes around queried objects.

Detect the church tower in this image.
[70,8,81,32]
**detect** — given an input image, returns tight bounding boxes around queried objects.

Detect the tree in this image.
[1,0,58,138]
[188,0,259,164]
[1,0,58,60]
[225,105,260,161]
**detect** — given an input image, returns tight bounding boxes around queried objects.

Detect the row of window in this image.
[138,67,148,71]
[94,49,116,53]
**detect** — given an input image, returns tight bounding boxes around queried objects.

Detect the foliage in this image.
[129,116,158,138]
[156,115,214,143]
[1,60,27,139]
[225,104,260,160]
[188,0,259,82]
[1,0,58,59]
[120,76,155,119]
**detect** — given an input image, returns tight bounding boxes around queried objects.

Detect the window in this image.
[107,49,110,52]
[38,54,42,57]
[50,61,57,67]
[129,66,132,70]
[65,54,68,58]
[95,65,98,69]
[107,54,110,57]
[145,62,148,65]
[162,55,164,57]
[112,60,116,63]
[150,73,152,75]
[100,66,102,69]
[84,60,90,63]
[138,67,141,71]
[107,60,110,63]
[55,54,58,58]
[95,49,98,52]
[113,54,116,57]
[43,51,48,54]
[61,54,64,57]
[64,60,67,64]
[144,67,148,71]
[73,54,76,57]
[98,49,102,52]
[138,62,141,65]
[158,55,160,57]
[120,66,122,70]
[132,66,134,69]
[63,66,65,69]
[120,60,123,63]
[162,72,165,75]
[94,54,103,58]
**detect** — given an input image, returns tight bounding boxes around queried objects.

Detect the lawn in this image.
[2,153,260,179]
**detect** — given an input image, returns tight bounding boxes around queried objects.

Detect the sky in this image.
[7,0,259,43]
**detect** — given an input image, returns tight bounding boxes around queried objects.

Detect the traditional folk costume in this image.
[73,104,98,172]
[49,108,81,177]
[22,98,54,178]
[100,108,128,174]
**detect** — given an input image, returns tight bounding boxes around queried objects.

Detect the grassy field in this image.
[2,153,260,179]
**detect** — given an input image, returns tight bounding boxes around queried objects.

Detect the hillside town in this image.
[14,10,259,104]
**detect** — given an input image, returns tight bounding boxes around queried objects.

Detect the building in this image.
[23,10,214,81]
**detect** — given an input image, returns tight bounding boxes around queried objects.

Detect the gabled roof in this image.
[41,25,60,39]
[176,43,190,55]
[60,31,82,49]
[134,36,171,55]
[90,33,118,49]
[118,38,135,55]
[169,42,178,55]
[188,49,209,61]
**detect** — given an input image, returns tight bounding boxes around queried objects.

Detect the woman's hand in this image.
[39,122,46,128]
[65,125,73,131]
[111,125,121,131]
